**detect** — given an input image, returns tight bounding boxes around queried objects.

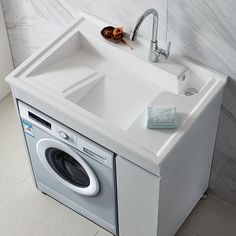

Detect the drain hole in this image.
[184,88,198,96]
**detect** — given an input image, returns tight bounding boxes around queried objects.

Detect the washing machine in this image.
[18,101,118,235]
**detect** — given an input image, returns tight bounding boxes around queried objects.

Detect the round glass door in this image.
[37,138,99,196]
[45,148,90,188]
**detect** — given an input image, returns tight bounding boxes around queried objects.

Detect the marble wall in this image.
[167,0,236,206]
[1,0,167,66]
[1,0,236,205]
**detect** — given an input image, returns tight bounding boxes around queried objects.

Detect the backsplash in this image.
[2,0,236,205]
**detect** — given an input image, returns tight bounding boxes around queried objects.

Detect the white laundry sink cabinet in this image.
[6,13,227,236]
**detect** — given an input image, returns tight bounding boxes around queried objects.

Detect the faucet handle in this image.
[153,41,171,61]
[161,41,171,59]
[166,41,171,58]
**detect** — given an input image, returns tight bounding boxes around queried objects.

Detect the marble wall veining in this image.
[167,0,236,78]
[1,0,236,205]
[167,0,236,206]
[1,0,167,67]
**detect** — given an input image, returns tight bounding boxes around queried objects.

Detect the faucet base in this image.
[149,41,159,63]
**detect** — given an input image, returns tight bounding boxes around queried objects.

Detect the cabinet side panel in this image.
[157,90,224,236]
[116,156,160,236]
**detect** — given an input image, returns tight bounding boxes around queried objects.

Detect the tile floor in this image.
[1,94,236,236]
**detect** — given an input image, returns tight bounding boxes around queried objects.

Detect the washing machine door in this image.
[36,138,99,196]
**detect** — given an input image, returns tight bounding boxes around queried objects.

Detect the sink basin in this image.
[28,31,163,129]
[25,19,208,130]
[73,70,160,130]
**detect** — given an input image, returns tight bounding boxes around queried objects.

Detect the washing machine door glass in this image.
[45,148,90,188]
[37,138,99,196]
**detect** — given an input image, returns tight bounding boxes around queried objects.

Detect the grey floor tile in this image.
[176,228,199,236]
[32,203,113,236]
[0,95,30,180]
[176,193,236,236]
[0,166,24,206]
[0,176,60,236]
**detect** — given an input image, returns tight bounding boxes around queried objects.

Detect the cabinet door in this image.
[0,2,14,101]
[116,156,160,236]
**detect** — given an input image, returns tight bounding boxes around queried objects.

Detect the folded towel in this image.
[145,106,178,129]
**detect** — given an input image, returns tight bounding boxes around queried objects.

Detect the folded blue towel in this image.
[145,106,178,129]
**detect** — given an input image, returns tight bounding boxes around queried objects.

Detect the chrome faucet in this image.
[130,8,171,63]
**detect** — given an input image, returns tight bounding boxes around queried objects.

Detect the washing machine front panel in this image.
[24,124,117,234]
[18,102,117,235]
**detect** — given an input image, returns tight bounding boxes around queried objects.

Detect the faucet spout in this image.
[130,8,171,63]
[130,8,159,43]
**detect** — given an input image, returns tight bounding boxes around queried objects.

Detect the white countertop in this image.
[6,13,227,176]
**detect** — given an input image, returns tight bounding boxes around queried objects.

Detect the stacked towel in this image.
[145,106,178,129]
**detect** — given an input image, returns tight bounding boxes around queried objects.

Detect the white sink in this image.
[23,19,210,130]
[6,14,227,164]
[28,31,166,129]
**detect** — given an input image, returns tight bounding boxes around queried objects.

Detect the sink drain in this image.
[184,88,198,96]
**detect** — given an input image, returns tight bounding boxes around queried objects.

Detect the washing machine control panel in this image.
[58,131,68,140]
[55,127,76,147]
